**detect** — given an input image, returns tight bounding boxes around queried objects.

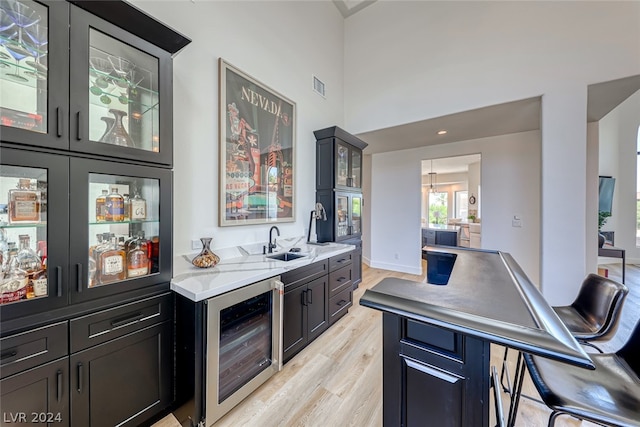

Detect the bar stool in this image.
[500,273,628,393]
[520,320,640,426]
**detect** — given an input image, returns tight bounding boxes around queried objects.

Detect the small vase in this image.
[103,109,135,148]
[98,116,115,142]
[191,237,220,268]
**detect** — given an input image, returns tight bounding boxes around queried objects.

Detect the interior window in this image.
[428,192,448,224]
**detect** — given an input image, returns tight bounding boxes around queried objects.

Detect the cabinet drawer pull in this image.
[56,266,62,297]
[75,111,82,140]
[405,358,461,384]
[337,276,347,282]
[56,107,63,137]
[0,349,17,360]
[111,312,144,328]
[77,362,83,393]
[307,289,313,304]
[76,263,83,292]
[337,299,348,307]
[57,369,63,402]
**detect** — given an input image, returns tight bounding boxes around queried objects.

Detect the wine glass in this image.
[0,9,16,66]
[89,56,115,104]
[108,55,135,88]
[3,1,40,82]
[23,22,47,80]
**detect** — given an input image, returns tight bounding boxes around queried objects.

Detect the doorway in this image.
[421,154,481,249]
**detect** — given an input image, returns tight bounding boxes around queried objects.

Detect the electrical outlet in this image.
[191,239,203,250]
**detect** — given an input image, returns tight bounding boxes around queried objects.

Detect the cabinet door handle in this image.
[404,358,461,384]
[76,263,83,292]
[77,362,83,393]
[57,369,63,402]
[56,266,62,297]
[301,290,307,306]
[0,349,17,360]
[75,111,82,140]
[56,107,63,137]
[307,288,313,304]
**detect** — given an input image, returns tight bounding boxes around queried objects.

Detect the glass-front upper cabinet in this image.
[334,192,362,242]
[0,147,69,320]
[334,142,363,190]
[69,6,173,165]
[69,158,171,304]
[0,0,69,150]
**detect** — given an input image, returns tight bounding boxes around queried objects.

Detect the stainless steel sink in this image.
[266,252,306,261]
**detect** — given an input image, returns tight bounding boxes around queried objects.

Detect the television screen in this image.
[598,176,615,214]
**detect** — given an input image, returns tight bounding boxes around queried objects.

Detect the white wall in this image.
[370,131,541,284]
[130,1,345,255]
[345,1,640,304]
[600,90,640,262]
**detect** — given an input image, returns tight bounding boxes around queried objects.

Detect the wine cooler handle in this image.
[307,288,313,305]
[56,107,63,137]
[56,266,63,297]
[75,111,82,141]
[76,263,83,292]
[77,362,83,393]
[301,290,307,306]
[57,369,63,401]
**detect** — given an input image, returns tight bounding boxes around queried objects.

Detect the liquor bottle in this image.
[89,233,109,286]
[127,237,149,278]
[105,187,125,222]
[0,229,8,277]
[8,178,41,223]
[98,236,126,284]
[123,193,131,221]
[130,191,147,221]
[9,235,45,299]
[95,189,109,222]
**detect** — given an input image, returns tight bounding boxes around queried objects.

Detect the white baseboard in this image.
[367,259,422,275]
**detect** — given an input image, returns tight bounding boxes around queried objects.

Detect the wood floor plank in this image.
[154,261,639,426]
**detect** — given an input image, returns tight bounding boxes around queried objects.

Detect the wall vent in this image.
[312,75,326,98]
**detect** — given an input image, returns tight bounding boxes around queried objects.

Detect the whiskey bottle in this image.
[98,236,126,284]
[9,235,45,299]
[105,188,125,222]
[123,193,131,221]
[130,191,147,220]
[127,237,149,278]
[95,189,109,222]
[89,233,109,286]
[8,179,41,224]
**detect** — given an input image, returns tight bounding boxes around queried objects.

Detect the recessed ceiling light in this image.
[437,130,447,135]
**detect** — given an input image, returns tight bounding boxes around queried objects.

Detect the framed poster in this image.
[219,59,296,226]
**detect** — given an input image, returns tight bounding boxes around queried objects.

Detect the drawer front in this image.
[70,292,172,353]
[329,287,352,324]
[329,252,353,272]
[0,321,68,379]
[329,264,352,297]
[281,259,328,289]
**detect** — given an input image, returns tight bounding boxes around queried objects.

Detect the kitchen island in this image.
[360,246,593,427]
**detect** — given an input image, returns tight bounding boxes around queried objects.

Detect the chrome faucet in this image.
[268,226,280,253]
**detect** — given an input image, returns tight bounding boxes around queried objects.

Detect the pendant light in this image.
[428,159,437,193]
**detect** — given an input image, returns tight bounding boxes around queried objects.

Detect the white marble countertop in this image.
[171,236,355,302]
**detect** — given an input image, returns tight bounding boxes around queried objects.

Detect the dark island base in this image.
[382,313,490,427]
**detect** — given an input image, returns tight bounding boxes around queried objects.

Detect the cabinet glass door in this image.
[336,143,349,187]
[351,150,361,188]
[70,159,171,303]
[351,195,362,236]
[87,29,159,152]
[336,194,349,239]
[0,0,68,149]
[0,148,69,320]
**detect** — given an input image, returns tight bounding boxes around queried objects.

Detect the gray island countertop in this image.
[172,237,354,302]
[360,246,594,368]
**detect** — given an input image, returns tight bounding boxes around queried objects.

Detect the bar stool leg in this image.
[507,352,527,427]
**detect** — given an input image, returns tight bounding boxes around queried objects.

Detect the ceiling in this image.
[422,154,482,176]
[356,75,640,157]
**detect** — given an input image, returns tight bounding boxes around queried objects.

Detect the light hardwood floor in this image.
[154,262,639,427]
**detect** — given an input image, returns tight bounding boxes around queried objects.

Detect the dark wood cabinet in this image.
[314,126,367,288]
[282,260,330,363]
[382,314,490,427]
